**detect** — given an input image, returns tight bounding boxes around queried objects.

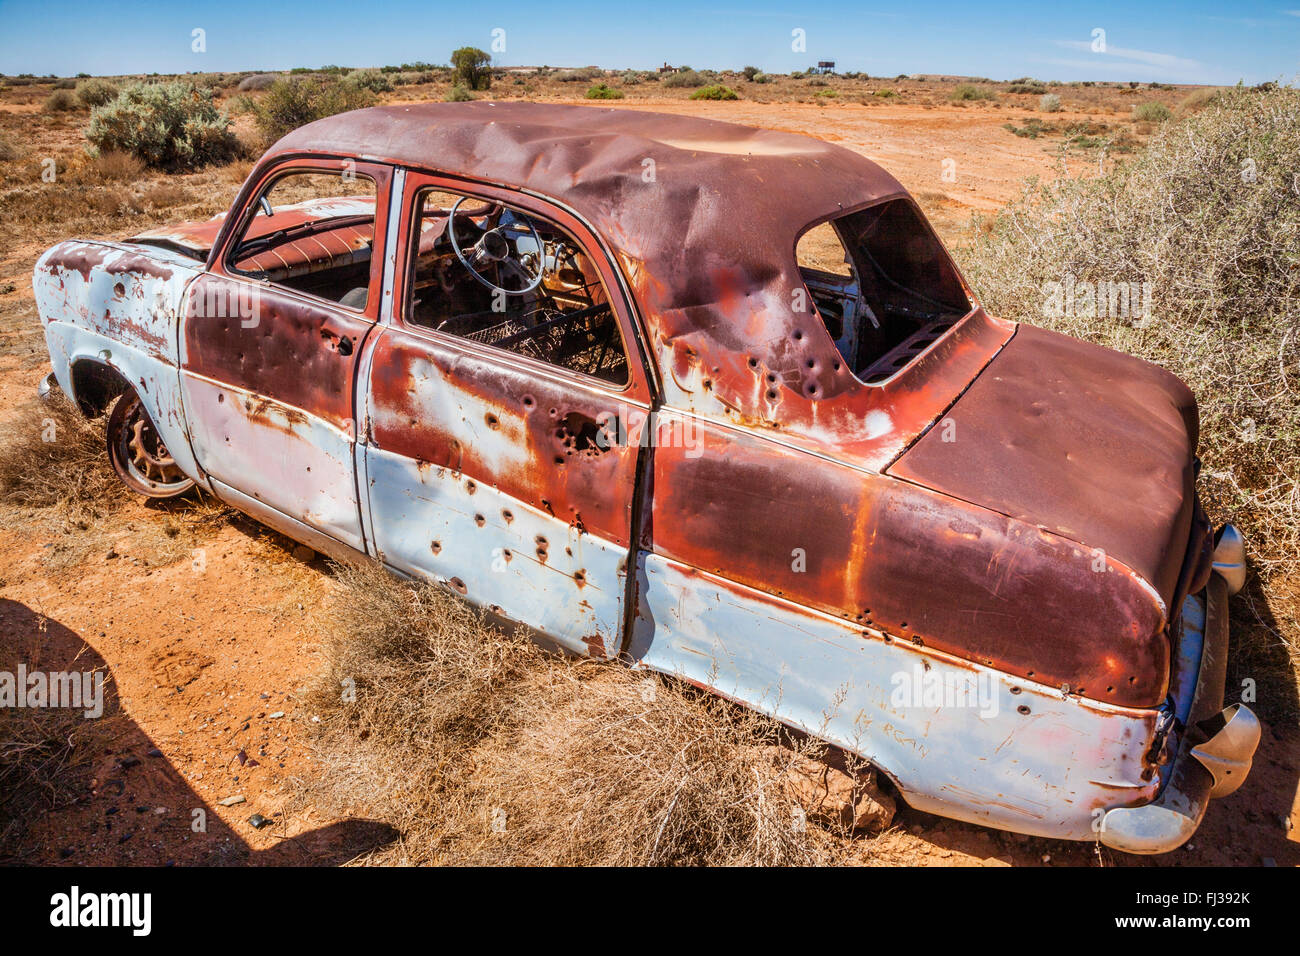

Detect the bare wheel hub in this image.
[107,392,195,498]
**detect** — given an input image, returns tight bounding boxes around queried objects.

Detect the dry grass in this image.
[0,394,123,512]
[297,560,883,865]
[86,150,146,183]
[959,85,1300,718]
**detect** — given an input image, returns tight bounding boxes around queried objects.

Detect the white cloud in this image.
[1056,39,1202,73]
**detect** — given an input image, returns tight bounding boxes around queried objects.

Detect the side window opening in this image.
[405,187,629,386]
[230,170,378,309]
[797,199,972,384]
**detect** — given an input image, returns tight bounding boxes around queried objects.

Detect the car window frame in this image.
[210,154,394,322]
[389,170,653,402]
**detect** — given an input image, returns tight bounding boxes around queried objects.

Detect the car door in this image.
[179,158,393,554]
[359,172,655,657]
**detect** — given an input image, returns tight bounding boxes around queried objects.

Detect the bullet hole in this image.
[502,549,512,562]
[910,635,924,647]
[1009,686,1022,695]
[1017,704,1031,716]
[448,577,467,595]
[217,393,225,403]
[485,413,500,429]
[535,535,549,561]
[1027,671,1035,678]
[766,372,777,383]
[431,541,441,554]
[474,513,485,527]
[554,456,565,465]
[833,361,842,371]
[466,480,477,494]
[1106,685,1114,693]
[549,407,557,416]
[573,569,586,586]
[747,357,759,370]
[792,329,803,341]
[522,395,535,408]
[501,509,513,523]
[807,383,819,396]
[806,359,816,369]
[703,379,712,391]
[766,390,778,401]
[565,546,573,557]
[113,282,125,297]
[1128,675,1137,683]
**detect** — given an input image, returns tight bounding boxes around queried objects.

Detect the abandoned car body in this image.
[33,103,1259,853]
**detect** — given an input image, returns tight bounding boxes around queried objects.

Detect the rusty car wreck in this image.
[33,102,1260,854]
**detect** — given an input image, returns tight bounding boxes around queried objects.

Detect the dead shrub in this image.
[0,394,123,512]
[298,560,881,865]
[87,149,145,182]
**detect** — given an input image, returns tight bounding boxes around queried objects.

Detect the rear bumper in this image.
[1098,570,1261,854]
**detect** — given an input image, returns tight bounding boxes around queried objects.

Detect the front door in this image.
[360,174,654,657]
[180,159,393,552]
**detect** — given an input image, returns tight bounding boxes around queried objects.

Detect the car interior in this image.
[403,188,628,385]
[798,199,974,384]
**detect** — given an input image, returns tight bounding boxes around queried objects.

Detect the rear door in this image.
[180,158,393,553]
[359,173,654,657]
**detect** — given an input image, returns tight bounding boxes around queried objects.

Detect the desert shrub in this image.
[1176,87,1224,116]
[751,72,771,84]
[348,69,393,93]
[445,84,474,102]
[86,149,145,181]
[556,66,601,83]
[662,69,704,89]
[450,46,491,91]
[1132,101,1171,122]
[0,134,18,162]
[960,87,1300,584]
[86,81,238,169]
[236,73,277,91]
[52,78,76,90]
[742,65,760,80]
[1008,82,1047,95]
[873,88,897,98]
[585,83,623,100]
[297,560,872,865]
[44,89,78,112]
[1039,93,1062,112]
[951,83,995,101]
[75,77,118,108]
[247,75,375,145]
[690,85,738,101]
[619,70,640,85]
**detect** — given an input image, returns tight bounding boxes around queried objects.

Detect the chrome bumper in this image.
[37,370,59,403]
[1098,566,1261,854]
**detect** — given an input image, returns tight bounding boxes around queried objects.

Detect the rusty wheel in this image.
[106,390,195,498]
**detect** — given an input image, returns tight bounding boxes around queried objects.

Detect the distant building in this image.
[814,60,836,74]
[658,62,679,74]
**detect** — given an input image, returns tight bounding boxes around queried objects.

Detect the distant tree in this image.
[742,65,760,80]
[451,47,491,91]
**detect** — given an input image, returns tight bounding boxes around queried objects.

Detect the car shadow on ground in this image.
[0,598,397,866]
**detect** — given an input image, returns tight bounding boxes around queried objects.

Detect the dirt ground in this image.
[0,75,1295,867]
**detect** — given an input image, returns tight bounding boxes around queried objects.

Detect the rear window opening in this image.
[796,199,973,384]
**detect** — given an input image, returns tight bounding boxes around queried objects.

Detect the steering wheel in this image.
[447,196,546,297]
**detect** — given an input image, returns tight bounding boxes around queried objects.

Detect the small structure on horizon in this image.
[814,60,836,74]
[658,62,679,74]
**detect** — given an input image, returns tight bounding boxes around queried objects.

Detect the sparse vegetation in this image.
[85,81,239,170]
[556,66,601,83]
[1132,101,1171,122]
[584,83,623,100]
[1039,93,1062,112]
[950,83,996,102]
[246,75,375,146]
[962,87,1300,709]
[690,84,738,101]
[662,69,704,89]
[450,46,492,91]
[347,69,393,94]
[44,89,78,112]
[445,83,474,102]
[236,73,277,92]
[297,559,885,865]
[75,78,118,108]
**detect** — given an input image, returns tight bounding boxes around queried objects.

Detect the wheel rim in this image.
[108,392,194,498]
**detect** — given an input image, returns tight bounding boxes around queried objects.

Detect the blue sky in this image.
[1,0,1297,84]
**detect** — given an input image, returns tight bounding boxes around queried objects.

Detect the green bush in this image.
[1039,93,1062,112]
[751,72,771,84]
[451,47,491,91]
[1007,82,1047,94]
[742,65,760,80]
[662,69,704,89]
[348,69,393,93]
[690,85,738,101]
[873,88,896,98]
[86,82,238,169]
[236,73,277,92]
[445,84,475,102]
[52,78,76,90]
[951,83,996,102]
[1132,101,1171,122]
[75,78,119,108]
[246,75,375,146]
[44,89,78,112]
[585,83,623,100]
